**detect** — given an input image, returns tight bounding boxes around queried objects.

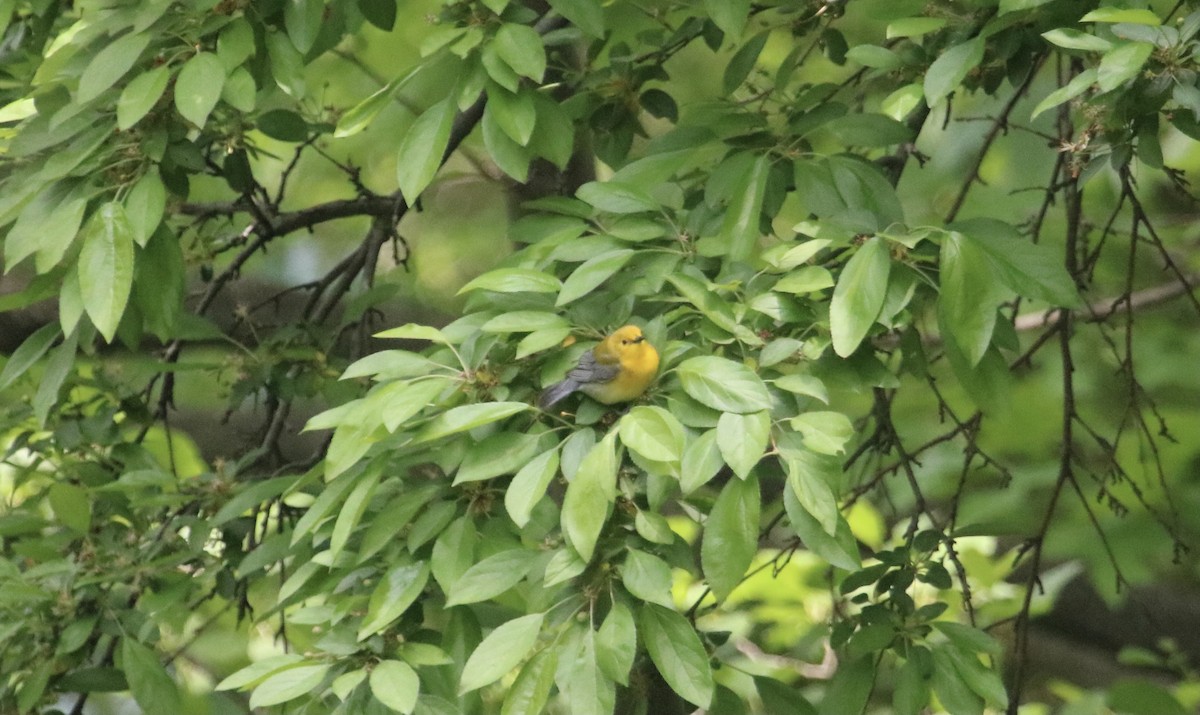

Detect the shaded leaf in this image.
[830,235,890,357]
[639,604,714,708]
[460,613,545,693]
[702,474,760,601]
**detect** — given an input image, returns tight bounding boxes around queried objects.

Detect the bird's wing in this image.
[566,350,621,385]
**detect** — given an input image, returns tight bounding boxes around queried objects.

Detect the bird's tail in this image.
[537,379,578,410]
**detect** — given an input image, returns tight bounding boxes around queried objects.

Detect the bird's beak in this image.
[631,336,645,344]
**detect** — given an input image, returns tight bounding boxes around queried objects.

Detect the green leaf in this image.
[222,67,257,111]
[830,235,890,357]
[622,549,674,607]
[454,431,542,484]
[493,24,546,81]
[331,670,366,701]
[1031,67,1097,119]
[370,660,419,714]
[596,602,636,685]
[359,0,398,31]
[639,604,714,708]
[1041,28,1113,52]
[505,449,560,528]
[790,412,853,456]
[635,510,675,545]
[329,469,381,560]
[882,82,925,120]
[1106,679,1189,715]
[939,232,1006,366]
[775,266,834,293]
[250,663,330,708]
[703,0,749,39]
[931,621,1002,657]
[681,429,724,493]
[217,652,307,691]
[951,218,1081,307]
[174,52,226,127]
[723,30,769,94]
[566,629,616,715]
[216,654,306,691]
[783,474,860,570]
[486,85,537,146]
[716,410,770,479]
[397,98,456,203]
[482,102,532,180]
[460,613,545,693]
[258,109,308,142]
[998,0,1055,14]
[16,661,51,713]
[701,474,760,602]
[59,266,84,335]
[284,0,323,54]
[78,203,135,343]
[784,448,840,534]
[1097,42,1153,92]
[217,17,256,69]
[845,44,902,69]
[677,356,772,413]
[1081,8,1161,25]
[528,92,575,167]
[117,65,170,129]
[459,268,562,294]
[481,311,569,333]
[817,655,874,715]
[555,249,634,306]
[339,350,439,381]
[547,0,604,38]
[931,648,983,715]
[5,183,87,271]
[665,273,743,337]
[0,97,35,123]
[121,640,181,713]
[336,77,402,137]
[78,32,151,103]
[619,406,685,463]
[430,515,477,592]
[446,549,536,605]
[375,323,450,341]
[576,181,659,214]
[893,657,930,715]
[124,169,166,247]
[517,327,572,358]
[48,482,91,533]
[561,431,618,560]
[544,548,587,586]
[887,17,947,38]
[828,113,915,146]
[324,422,378,480]
[942,645,1008,709]
[773,373,829,403]
[413,402,529,444]
[923,39,984,106]
[358,561,430,639]
[0,323,58,395]
[501,648,558,715]
[718,153,769,261]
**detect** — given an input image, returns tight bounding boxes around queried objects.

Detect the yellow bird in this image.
[538,325,660,409]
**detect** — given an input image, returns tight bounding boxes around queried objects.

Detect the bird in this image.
[537,325,659,409]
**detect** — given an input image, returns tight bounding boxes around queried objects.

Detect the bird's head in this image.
[607,325,658,370]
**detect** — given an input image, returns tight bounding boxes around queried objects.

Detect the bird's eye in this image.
[621,339,630,345]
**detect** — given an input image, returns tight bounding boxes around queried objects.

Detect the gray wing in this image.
[537,350,620,409]
[564,350,620,385]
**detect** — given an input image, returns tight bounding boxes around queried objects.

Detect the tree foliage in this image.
[1,0,1199,714]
